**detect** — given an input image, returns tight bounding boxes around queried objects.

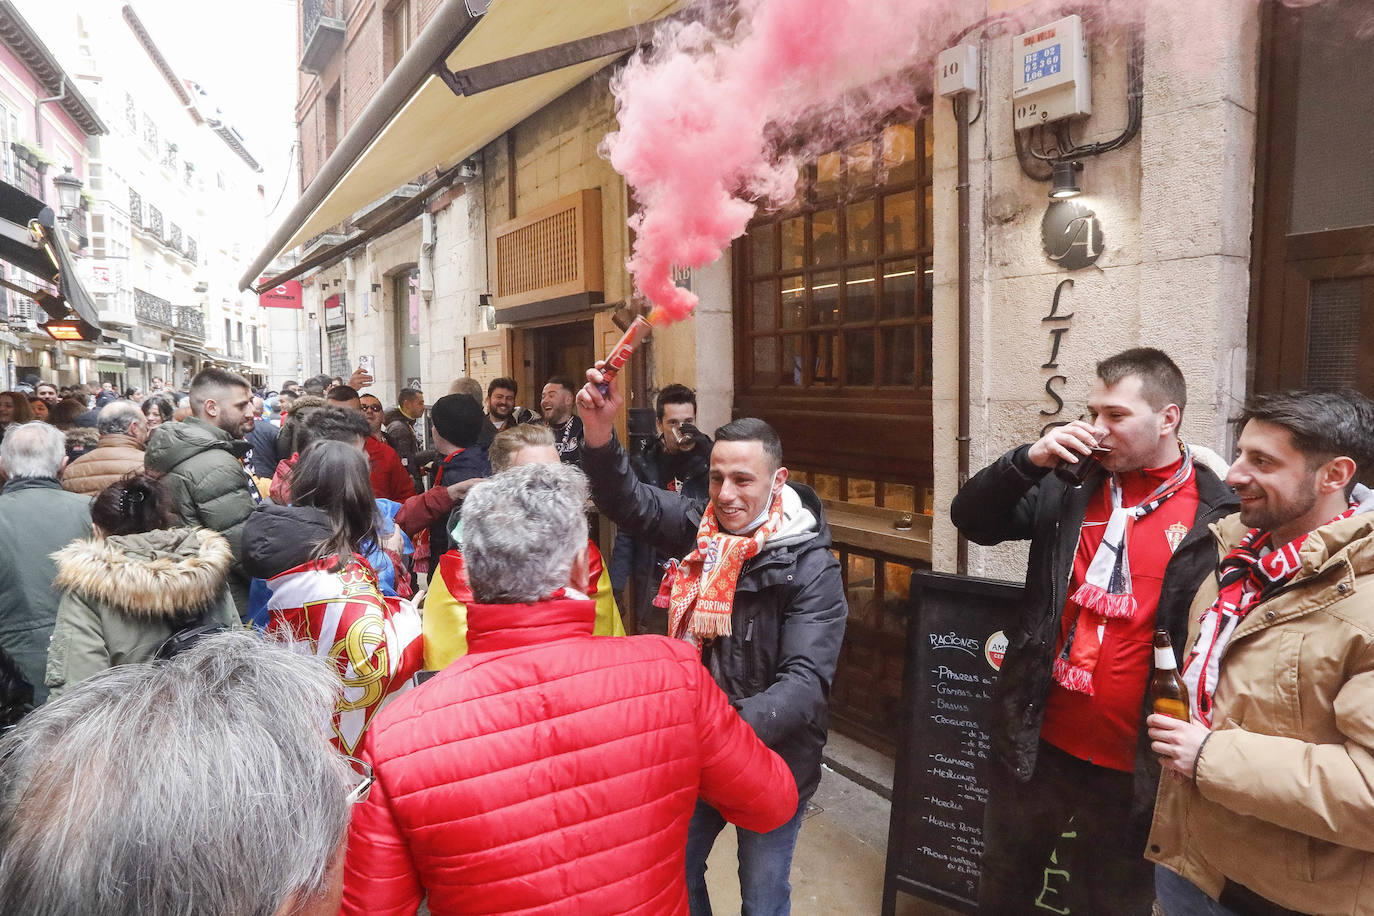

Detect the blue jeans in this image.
[1155,866,1238,916]
[685,797,807,916]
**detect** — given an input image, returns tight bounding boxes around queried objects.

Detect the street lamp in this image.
[52,166,83,220]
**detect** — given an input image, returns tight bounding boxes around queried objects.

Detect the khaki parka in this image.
[1148,508,1374,914]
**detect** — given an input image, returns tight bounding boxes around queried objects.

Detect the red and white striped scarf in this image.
[1053,446,1195,695]
[666,489,786,646]
[1182,504,1356,726]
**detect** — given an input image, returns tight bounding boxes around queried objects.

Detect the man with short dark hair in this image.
[62,400,148,496]
[477,376,532,448]
[145,368,260,617]
[540,376,584,466]
[328,386,413,502]
[341,462,798,915]
[950,347,1239,913]
[611,383,710,635]
[578,370,847,915]
[385,387,436,491]
[34,382,59,408]
[1148,389,1374,916]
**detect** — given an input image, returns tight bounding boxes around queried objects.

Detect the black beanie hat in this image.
[430,394,484,447]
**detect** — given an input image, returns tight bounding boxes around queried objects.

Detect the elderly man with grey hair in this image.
[0,422,90,705]
[61,400,148,497]
[0,630,361,915]
[342,462,798,915]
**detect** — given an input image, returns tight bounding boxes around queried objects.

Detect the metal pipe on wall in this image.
[954,93,972,575]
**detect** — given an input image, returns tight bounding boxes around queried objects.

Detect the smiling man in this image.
[145,368,261,618]
[1147,389,1374,916]
[577,369,846,916]
[950,347,1238,914]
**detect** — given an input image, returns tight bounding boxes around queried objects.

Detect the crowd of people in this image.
[0,348,1371,916]
[0,361,845,915]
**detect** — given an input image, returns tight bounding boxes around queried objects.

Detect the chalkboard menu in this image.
[882,571,1023,915]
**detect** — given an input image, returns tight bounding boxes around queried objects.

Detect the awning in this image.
[241,0,685,291]
[0,180,102,340]
[122,341,172,361]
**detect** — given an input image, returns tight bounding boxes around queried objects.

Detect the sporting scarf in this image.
[1181,504,1356,726]
[1053,446,1195,695]
[665,488,786,646]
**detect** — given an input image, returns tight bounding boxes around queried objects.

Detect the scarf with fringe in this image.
[665,489,786,646]
[1053,446,1195,694]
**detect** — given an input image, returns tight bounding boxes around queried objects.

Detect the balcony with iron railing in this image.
[174,305,205,341]
[301,0,345,74]
[227,339,245,359]
[134,288,173,328]
[174,305,205,340]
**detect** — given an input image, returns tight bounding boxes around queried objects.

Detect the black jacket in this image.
[950,445,1238,834]
[241,503,332,580]
[609,436,710,634]
[583,437,847,801]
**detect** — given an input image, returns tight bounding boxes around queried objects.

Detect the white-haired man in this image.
[61,400,148,496]
[342,462,798,915]
[0,630,359,915]
[0,422,92,705]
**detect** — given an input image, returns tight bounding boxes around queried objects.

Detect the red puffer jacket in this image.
[341,595,799,915]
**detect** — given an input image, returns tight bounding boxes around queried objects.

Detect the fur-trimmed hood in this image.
[52,527,232,620]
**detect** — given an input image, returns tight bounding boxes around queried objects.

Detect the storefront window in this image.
[739,119,933,393]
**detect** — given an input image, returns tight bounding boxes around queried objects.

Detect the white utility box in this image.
[1011,15,1091,130]
[936,44,979,97]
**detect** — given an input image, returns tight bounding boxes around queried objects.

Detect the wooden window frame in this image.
[731,116,935,484]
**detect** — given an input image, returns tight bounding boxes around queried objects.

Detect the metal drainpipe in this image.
[954,93,972,575]
[35,74,68,173]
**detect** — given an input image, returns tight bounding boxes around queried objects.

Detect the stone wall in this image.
[929,3,1260,580]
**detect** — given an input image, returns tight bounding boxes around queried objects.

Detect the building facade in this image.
[271,0,1374,751]
[0,1,104,390]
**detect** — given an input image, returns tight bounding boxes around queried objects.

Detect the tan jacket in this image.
[1148,509,1374,914]
[61,433,145,496]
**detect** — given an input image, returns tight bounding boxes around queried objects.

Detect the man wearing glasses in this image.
[327,386,416,502]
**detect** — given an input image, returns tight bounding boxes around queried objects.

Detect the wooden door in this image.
[1252,0,1374,395]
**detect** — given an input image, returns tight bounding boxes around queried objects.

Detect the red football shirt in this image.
[1039,455,1199,771]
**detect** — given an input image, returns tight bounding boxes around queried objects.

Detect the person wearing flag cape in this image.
[951,348,1237,914]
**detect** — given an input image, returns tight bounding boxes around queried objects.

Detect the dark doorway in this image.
[526,319,594,397]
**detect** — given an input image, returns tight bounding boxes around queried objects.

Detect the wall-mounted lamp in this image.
[1049,160,1083,199]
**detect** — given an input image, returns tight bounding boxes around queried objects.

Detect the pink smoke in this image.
[604,0,966,323]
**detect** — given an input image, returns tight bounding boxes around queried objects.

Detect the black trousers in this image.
[978,740,1155,915]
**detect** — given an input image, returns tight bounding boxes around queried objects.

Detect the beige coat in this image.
[61,433,145,496]
[1148,510,1374,914]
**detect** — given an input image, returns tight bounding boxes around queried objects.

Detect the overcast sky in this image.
[13,0,299,215]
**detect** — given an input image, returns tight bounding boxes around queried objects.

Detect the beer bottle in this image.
[1150,629,1190,722]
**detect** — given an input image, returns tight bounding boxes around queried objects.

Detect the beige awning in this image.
[242,0,684,290]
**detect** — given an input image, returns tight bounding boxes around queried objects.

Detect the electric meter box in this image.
[936,44,979,97]
[1011,14,1091,130]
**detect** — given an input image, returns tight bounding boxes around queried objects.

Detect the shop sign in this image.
[1042,200,1103,269]
[324,293,346,329]
[258,278,304,309]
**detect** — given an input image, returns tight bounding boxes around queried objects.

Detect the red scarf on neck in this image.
[666,489,786,645]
